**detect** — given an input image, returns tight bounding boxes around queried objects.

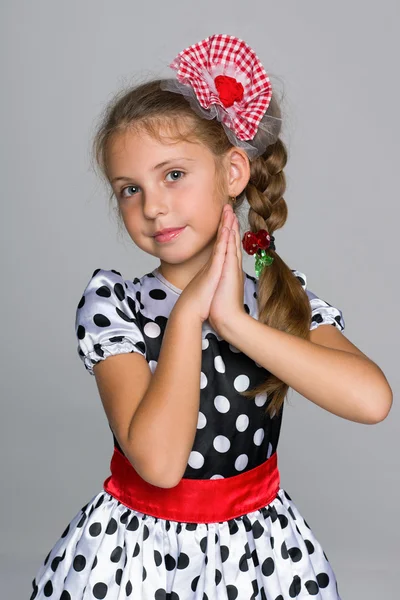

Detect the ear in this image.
[225,147,250,197]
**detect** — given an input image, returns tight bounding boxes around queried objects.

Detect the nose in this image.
[142,190,169,220]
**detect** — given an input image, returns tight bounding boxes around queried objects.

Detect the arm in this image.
[220,314,393,424]
[127,306,203,488]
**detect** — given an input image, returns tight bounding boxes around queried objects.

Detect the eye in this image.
[165,170,185,182]
[120,185,138,199]
[119,170,185,199]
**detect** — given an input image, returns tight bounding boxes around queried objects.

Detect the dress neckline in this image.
[151,268,183,296]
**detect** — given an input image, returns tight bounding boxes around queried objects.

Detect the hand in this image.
[208,204,246,336]
[175,204,232,323]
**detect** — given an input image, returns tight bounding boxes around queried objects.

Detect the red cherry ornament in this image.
[242,229,272,255]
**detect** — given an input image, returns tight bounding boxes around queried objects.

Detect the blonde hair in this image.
[92,78,311,417]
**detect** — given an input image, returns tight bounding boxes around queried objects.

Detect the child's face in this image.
[107,127,229,271]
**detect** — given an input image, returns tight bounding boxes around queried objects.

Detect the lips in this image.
[153,227,184,237]
[153,226,186,243]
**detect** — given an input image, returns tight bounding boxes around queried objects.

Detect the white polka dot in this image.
[188,451,205,469]
[143,321,161,338]
[213,435,231,453]
[255,392,267,407]
[200,372,207,389]
[233,374,250,392]
[214,355,225,373]
[197,411,207,429]
[210,474,224,479]
[228,343,241,353]
[148,360,157,374]
[236,414,249,432]
[267,442,273,458]
[254,428,264,446]
[202,338,210,350]
[235,454,248,471]
[214,395,230,413]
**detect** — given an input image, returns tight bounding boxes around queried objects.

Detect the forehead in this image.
[106,125,211,171]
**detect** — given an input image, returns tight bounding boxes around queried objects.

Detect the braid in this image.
[236,137,311,418]
[246,138,288,241]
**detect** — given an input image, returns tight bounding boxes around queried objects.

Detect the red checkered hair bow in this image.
[160,34,282,158]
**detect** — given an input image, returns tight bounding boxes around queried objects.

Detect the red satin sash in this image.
[103,446,280,523]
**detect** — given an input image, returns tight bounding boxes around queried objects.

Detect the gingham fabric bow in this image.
[167,34,273,141]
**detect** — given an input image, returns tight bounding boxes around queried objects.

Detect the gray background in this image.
[1,1,398,597]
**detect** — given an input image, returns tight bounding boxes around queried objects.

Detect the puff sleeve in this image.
[291,269,346,331]
[75,268,147,376]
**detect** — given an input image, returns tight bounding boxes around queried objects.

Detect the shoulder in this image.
[248,268,345,332]
[291,268,345,331]
[75,268,148,375]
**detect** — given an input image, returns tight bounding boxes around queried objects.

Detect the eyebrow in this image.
[111,157,196,183]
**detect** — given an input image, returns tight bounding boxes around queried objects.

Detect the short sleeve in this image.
[75,268,147,376]
[291,269,346,332]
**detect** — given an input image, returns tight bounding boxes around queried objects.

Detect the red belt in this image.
[103,446,280,523]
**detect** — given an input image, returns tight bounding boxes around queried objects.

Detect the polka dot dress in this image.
[30,267,345,599]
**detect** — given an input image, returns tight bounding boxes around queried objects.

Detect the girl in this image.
[30,34,392,600]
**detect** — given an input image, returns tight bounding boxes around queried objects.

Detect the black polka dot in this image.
[289,575,302,597]
[120,510,131,524]
[155,590,167,600]
[227,584,238,599]
[115,569,122,585]
[215,569,222,585]
[93,582,108,599]
[278,514,288,529]
[95,495,105,508]
[127,515,140,531]
[165,554,176,570]
[281,541,289,559]
[239,553,249,571]
[220,545,229,562]
[133,542,140,557]
[200,537,208,553]
[252,520,264,538]
[43,581,53,597]
[77,513,86,527]
[106,518,118,534]
[288,546,302,562]
[305,539,315,554]
[228,520,239,534]
[60,592,71,600]
[89,522,102,537]
[251,548,259,567]
[126,580,132,595]
[261,557,275,576]
[91,556,98,570]
[50,555,62,572]
[317,572,330,588]
[96,285,111,298]
[305,580,319,595]
[191,576,200,592]
[154,550,162,566]
[73,555,86,571]
[110,546,123,562]
[177,552,190,569]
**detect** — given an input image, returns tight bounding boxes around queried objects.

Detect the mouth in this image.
[153,226,186,243]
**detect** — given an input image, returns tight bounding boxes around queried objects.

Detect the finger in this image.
[232,214,242,265]
[216,205,230,237]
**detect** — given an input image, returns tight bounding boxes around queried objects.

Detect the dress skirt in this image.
[30,448,342,599]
